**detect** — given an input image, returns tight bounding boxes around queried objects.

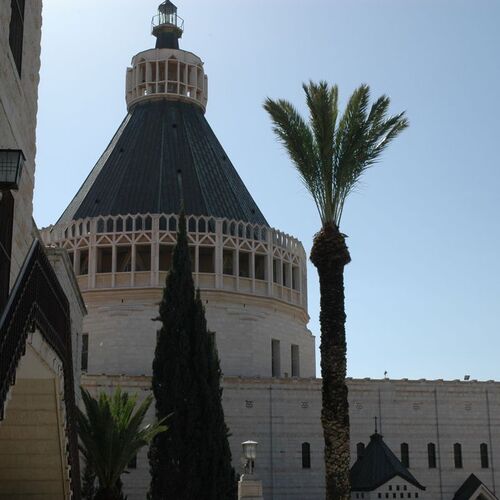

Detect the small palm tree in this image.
[264,82,408,499]
[77,387,168,500]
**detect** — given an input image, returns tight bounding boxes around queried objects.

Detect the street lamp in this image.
[242,440,258,475]
[0,149,25,191]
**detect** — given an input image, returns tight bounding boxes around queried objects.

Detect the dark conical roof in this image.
[350,433,425,492]
[59,100,268,226]
[453,474,498,500]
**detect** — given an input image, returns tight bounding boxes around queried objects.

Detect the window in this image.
[9,0,25,76]
[127,454,137,469]
[271,339,280,377]
[291,344,300,377]
[97,247,112,273]
[480,443,489,468]
[159,245,173,271]
[427,442,436,468]
[199,247,214,273]
[273,259,280,283]
[301,442,311,469]
[135,245,151,271]
[401,443,409,468]
[188,247,195,268]
[282,262,290,287]
[239,251,250,278]
[116,246,132,272]
[0,191,14,310]
[223,249,234,275]
[255,254,266,280]
[78,249,89,275]
[81,334,89,372]
[67,251,74,269]
[356,442,365,460]
[454,443,463,469]
[292,266,300,290]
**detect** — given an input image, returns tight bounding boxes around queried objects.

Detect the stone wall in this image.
[82,375,500,500]
[81,287,315,378]
[0,333,71,500]
[0,0,42,286]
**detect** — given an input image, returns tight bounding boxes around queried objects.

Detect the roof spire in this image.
[152,1,184,49]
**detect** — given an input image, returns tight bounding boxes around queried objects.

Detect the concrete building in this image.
[40,2,500,499]
[0,1,85,498]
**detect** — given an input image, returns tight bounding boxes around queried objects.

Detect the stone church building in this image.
[0,1,85,498]
[40,2,500,499]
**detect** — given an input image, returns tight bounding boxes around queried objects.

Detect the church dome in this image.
[42,2,314,380]
[56,0,266,227]
[60,100,268,225]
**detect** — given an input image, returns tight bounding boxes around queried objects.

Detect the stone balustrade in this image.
[41,213,308,311]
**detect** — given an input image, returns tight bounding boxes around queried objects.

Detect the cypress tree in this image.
[149,213,236,500]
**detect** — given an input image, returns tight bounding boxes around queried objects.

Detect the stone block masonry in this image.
[82,375,500,500]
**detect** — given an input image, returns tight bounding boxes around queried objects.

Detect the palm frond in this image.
[264,82,408,228]
[263,97,326,221]
[77,387,168,490]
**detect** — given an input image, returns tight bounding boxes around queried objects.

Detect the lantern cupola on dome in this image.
[152,1,184,49]
[125,1,207,111]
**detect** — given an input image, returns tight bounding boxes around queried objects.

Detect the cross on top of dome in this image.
[152,1,184,49]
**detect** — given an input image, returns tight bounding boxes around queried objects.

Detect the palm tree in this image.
[264,82,408,499]
[77,387,168,500]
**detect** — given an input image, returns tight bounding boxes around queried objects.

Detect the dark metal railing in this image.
[0,239,81,499]
[152,12,184,31]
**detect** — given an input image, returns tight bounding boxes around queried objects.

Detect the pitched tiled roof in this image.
[350,433,425,492]
[59,100,268,226]
[453,474,498,500]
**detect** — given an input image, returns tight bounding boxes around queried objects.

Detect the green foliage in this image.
[77,387,167,500]
[265,82,408,499]
[149,213,236,500]
[264,81,409,227]
[81,458,97,500]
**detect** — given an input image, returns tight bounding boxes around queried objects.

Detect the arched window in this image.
[427,442,436,468]
[302,442,311,469]
[480,443,489,468]
[356,442,365,460]
[454,443,463,468]
[401,443,409,468]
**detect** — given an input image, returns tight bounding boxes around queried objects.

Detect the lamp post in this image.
[239,440,263,500]
[242,440,258,475]
[0,149,25,310]
[0,149,25,192]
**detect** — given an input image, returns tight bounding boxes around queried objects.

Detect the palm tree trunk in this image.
[310,223,351,500]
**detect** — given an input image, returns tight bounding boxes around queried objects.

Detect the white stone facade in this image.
[351,478,422,500]
[83,375,500,500]
[126,48,208,111]
[41,213,314,378]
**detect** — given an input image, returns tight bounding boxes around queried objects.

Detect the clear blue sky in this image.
[35,0,500,380]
